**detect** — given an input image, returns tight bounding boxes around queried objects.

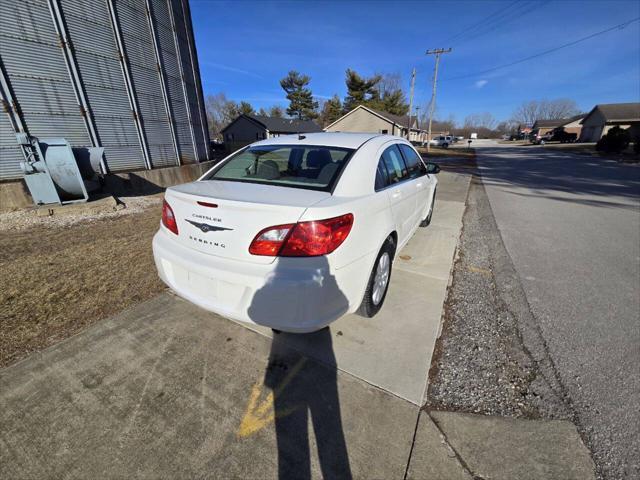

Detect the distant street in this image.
[476,143,640,479]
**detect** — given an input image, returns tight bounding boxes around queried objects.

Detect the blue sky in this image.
[190,0,640,123]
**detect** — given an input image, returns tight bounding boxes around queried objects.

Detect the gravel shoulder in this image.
[426,173,640,477]
[427,176,573,421]
[0,197,165,367]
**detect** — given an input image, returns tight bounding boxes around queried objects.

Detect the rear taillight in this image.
[249,213,353,257]
[248,223,295,256]
[162,200,179,235]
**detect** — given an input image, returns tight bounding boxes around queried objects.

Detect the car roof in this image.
[250,132,397,150]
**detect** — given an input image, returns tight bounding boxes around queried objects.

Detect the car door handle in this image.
[391,190,401,199]
[416,182,423,188]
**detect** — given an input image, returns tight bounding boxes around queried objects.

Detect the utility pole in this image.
[406,67,416,141]
[415,106,421,144]
[425,48,451,152]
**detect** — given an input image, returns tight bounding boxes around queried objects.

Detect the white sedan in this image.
[153,132,439,333]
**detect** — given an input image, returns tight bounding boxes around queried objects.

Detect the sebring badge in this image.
[185,219,233,233]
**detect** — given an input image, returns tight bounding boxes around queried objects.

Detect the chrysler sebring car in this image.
[152,132,439,333]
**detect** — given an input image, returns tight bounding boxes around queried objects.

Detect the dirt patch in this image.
[0,195,163,232]
[0,201,166,367]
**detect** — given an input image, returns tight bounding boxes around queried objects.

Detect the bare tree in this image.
[495,120,518,135]
[463,112,497,130]
[205,93,235,140]
[512,98,580,124]
[541,99,580,120]
[375,72,403,97]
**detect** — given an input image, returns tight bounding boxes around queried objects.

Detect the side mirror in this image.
[426,162,440,174]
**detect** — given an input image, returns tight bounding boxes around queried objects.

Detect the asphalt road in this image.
[476,143,640,479]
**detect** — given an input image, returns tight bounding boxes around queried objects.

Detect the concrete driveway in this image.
[0,168,595,479]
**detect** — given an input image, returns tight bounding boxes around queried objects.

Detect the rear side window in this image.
[398,144,427,178]
[380,145,409,185]
[375,161,389,190]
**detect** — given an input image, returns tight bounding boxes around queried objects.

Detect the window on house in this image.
[381,129,388,134]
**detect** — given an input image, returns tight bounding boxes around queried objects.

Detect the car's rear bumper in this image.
[152,229,373,333]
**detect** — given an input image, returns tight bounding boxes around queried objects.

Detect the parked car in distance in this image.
[429,135,454,148]
[530,129,554,145]
[550,128,578,143]
[153,132,440,333]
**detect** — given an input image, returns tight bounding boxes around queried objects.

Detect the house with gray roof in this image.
[221,114,322,151]
[324,105,428,143]
[532,114,585,138]
[579,103,640,142]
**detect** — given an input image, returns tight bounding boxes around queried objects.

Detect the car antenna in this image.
[298,133,306,140]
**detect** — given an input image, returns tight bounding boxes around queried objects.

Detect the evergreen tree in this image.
[343,69,381,113]
[320,94,343,127]
[380,89,409,116]
[279,71,319,120]
[238,101,255,115]
[269,105,285,118]
[257,107,268,116]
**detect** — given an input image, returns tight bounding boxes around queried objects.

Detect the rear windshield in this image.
[204,145,354,192]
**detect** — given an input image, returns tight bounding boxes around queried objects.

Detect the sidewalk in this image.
[0,171,595,479]
[0,292,594,479]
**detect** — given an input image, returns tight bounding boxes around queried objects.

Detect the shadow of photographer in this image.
[248,256,352,479]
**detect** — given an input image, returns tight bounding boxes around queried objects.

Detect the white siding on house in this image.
[580,109,606,142]
[326,107,394,134]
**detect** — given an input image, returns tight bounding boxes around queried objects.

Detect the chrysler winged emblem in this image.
[185,219,233,233]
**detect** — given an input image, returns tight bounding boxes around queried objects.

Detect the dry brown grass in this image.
[416,146,476,159]
[0,204,165,367]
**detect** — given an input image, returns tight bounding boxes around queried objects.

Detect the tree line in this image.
[205,67,582,140]
[205,69,411,139]
[448,98,581,138]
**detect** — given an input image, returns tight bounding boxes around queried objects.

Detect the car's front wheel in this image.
[358,237,395,318]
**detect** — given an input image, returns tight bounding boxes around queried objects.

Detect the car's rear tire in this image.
[357,237,395,318]
[420,190,436,227]
[442,143,449,148]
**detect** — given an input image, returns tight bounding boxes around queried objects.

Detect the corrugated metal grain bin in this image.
[0,0,209,180]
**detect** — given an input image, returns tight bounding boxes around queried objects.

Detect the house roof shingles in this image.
[589,103,640,122]
[367,107,412,127]
[533,119,566,128]
[248,115,321,133]
[533,114,585,129]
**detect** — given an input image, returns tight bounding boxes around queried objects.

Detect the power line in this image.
[451,1,551,47]
[443,17,640,81]
[441,0,522,45]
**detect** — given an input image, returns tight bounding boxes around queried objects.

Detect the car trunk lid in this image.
[164,180,330,264]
